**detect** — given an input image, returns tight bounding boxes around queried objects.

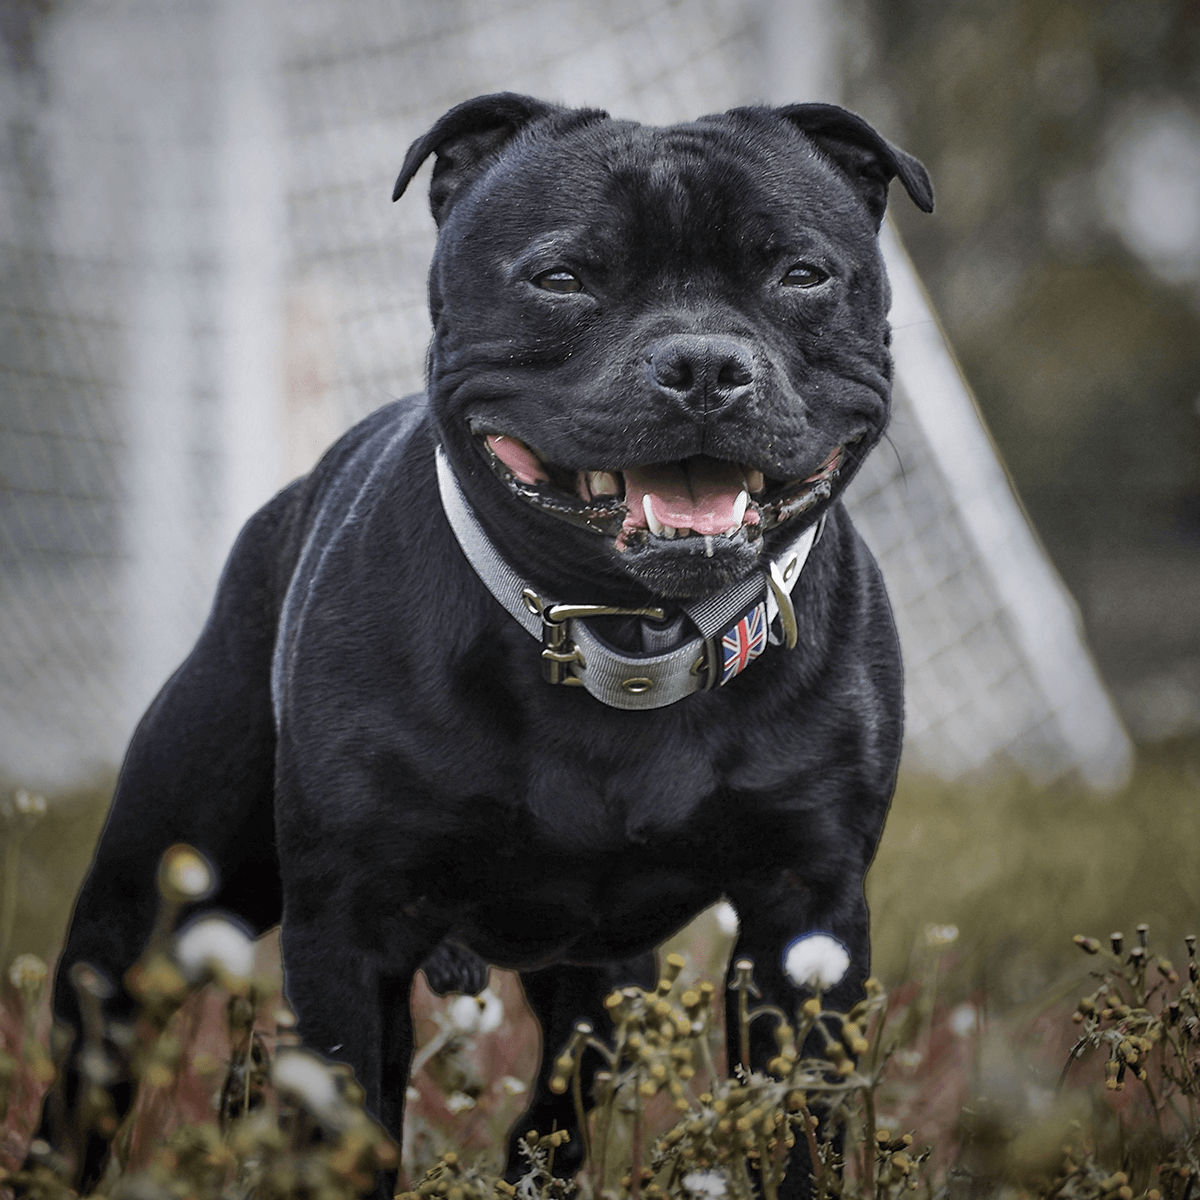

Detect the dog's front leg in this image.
[506,956,657,1182]
[723,869,874,1200]
[279,900,435,1199]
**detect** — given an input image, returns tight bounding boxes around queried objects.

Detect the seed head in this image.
[783,934,850,990]
[682,1169,728,1197]
[273,1048,341,1120]
[713,902,739,937]
[174,916,254,985]
[9,953,48,992]
[157,845,214,905]
[924,924,958,947]
[446,988,503,1035]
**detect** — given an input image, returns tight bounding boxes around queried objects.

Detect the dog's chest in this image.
[455,748,730,964]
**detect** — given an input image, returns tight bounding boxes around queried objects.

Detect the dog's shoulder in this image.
[268,394,430,569]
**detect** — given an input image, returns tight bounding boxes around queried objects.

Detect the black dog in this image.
[39,94,931,1194]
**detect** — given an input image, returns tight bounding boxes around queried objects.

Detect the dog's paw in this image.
[420,941,491,996]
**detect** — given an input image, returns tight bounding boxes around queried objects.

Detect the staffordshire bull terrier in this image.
[38,93,932,1195]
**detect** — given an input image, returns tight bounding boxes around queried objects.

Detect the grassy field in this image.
[2,734,1199,1195]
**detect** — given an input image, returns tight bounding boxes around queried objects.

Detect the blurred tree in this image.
[844,0,1200,709]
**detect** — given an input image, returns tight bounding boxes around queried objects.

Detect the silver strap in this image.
[435,447,818,710]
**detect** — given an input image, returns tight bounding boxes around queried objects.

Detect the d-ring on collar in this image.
[435,447,822,711]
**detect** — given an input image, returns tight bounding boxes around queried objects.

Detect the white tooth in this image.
[642,494,663,535]
[724,526,739,537]
[743,468,765,494]
[661,525,677,539]
[731,490,749,526]
[589,471,621,497]
[704,536,715,558]
[676,527,691,538]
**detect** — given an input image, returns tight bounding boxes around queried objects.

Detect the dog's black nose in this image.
[647,334,755,413]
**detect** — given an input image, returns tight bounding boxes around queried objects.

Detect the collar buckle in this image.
[521,588,669,686]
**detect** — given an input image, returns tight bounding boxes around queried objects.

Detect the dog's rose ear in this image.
[393,93,567,224]
[775,103,934,226]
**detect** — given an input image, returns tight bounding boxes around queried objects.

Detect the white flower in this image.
[445,1091,477,1113]
[174,916,255,984]
[446,987,503,1034]
[713,901,739,937]
[273,1048,341,1119]
[9,952,48,991]
[783,933,850,990]
[682,1170,728,1198]
[949,1003,978,1038]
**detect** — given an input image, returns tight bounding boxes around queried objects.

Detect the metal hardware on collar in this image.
[766,560,799,650]
[436,446,822,710]
[690,641,720,691]
[522,588,669,687]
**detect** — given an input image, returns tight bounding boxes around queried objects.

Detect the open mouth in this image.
[476,431,848,550]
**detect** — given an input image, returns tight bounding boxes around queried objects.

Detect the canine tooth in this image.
[642,494,663,535]
[731,489,749,526]
[589,471,621,497]
[743,468,765,494]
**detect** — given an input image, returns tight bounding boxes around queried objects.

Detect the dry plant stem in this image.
[748,1005,789,1035]
[408,1027,450,1079]
[761,1149,780,1200]
[1139,1064,1166,1137]
[1,826,23,970]
[797,1100,823,1200]
[596,1076,615,1190]
[630,1084,644,1200]
[768,1125,788,1200]
[739,983,751,1071]
[242,1029,255,1122]
[585,1034,618,1189]
[1165,1026,1199,1129]
[862,1083,878,1198]
[570,1054,590,1166]
[698,1021,719,1089]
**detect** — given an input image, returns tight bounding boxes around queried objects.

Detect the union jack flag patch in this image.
[719,601,769,685]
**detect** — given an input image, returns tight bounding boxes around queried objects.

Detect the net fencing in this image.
[0,0,1131,793]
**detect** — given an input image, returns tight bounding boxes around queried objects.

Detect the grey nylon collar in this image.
[435,446,820,710]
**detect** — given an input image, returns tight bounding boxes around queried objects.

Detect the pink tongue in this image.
[623,458,745,535]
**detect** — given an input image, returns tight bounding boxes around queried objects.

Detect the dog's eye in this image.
[781,263,829,289]
[534,269,584,294]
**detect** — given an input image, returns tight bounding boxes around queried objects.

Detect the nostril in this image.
[716,355,752,389]
[650,347,694,393]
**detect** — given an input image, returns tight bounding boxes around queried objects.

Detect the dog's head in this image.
[394,94,932,603]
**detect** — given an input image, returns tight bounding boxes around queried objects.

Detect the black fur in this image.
[37,94,931,1197]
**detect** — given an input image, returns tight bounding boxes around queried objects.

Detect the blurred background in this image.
[1,0,1197,1005]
